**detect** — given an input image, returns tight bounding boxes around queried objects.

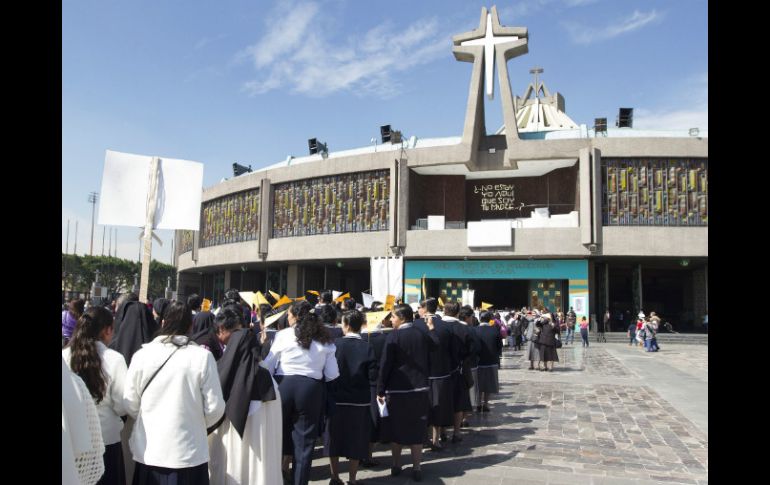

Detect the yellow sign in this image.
[201,298,211,312]
[384,295,396,311]
[272,295,293,308]
[254,291,270,306]
[334,292,351,303]
[481,301,494,310]
[365,311,391,326]
[264,310,287,327]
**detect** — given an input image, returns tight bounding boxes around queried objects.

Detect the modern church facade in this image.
[174,7,707,331]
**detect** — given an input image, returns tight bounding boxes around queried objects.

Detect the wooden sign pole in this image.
[139,157,160,303]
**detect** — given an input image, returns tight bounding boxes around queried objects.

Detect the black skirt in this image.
[132,462,208,485]
[327,405,371,459]
[452,371,472,413]
[97,442,125,485]
[539,344,559,362]
[380,391,429,445]
[369,386,385,443]
[476,365,499,393]
[428,376,455,426]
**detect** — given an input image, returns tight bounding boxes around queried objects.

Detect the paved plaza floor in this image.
[308,342,708,485]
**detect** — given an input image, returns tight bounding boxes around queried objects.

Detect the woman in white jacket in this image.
[124,300,225,485]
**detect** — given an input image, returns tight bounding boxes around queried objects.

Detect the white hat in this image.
[638,312,645,318]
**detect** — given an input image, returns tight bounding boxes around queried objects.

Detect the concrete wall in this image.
[601,227,708,257]
[404,228,588,258]
[177,135,706,275]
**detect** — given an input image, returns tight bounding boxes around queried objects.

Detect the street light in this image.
[88,192,98,256]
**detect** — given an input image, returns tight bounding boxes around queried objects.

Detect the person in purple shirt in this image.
[61,298,85,347]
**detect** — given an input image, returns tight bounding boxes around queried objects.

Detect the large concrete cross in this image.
[452,6,529,167]
[460,10,521,100]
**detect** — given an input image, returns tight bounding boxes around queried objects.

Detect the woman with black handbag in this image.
[124,300,226,485]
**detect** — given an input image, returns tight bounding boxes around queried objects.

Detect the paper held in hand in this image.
[377,398,389,418]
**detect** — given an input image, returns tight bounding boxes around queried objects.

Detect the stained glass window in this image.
[272,170,390,238]
[200,189,260,248]
[602,158,707,226]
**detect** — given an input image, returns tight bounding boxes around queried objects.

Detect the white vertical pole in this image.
[139,157,161,303]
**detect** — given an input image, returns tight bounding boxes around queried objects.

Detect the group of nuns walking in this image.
[62,293,506,485]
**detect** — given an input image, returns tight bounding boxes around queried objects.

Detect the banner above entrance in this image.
[405,259,588,281]
[403,259,589,321]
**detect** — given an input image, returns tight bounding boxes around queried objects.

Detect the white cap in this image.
[638,312,645,318]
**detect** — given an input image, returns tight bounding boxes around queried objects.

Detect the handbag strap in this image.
[140,345,182,398]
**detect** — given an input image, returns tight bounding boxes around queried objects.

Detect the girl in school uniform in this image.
[123,301,225,485]
[474,311,503,412]
[263,300,340,485]
[326,310,379,485]
[377,304,439,482]
[63,306,128,485]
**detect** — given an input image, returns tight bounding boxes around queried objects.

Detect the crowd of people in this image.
[628,311,662,352]
[62,288,590,485]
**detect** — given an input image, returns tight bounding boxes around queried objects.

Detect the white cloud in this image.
[501,0,599,21]
[564,9,662,45]
[634,73,708,131]
[239,2,449,98]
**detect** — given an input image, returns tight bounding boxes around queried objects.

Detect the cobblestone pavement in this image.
[308,343,707,485]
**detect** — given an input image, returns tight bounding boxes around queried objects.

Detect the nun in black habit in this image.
[208,327,283,485]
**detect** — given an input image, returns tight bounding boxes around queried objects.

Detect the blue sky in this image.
[62,0,708,263]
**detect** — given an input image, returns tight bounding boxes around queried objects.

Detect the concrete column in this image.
[259,178,271,257]
[286,264,299,297]
[397,160,409,249]
[692,266,707,330]
[224,269,232,291]
[579,148,592,245]
[389,160,398,248]
[591,148,603,246]
[192,230,199,262]
[632,264,642,314]
[603,263,610,320]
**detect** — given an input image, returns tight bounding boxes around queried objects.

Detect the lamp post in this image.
[88,192,98,256]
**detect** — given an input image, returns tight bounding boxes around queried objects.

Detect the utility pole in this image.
[65,219,70,254]
[108,226,112,257]
[88,192,99,256]
[74,221,78,255]
[114,228,118,258]
[102,226,106,256]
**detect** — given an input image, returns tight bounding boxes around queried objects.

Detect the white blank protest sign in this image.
[98,150,204,231]
[467,220,512,247]
[155,157,204,230]
[98,151,150,228]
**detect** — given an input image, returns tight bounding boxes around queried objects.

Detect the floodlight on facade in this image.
[232,163,252,177]
[594,118,607,135]
[380,125,391,143]
[617,108,633,128]
[308,138,328,156]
